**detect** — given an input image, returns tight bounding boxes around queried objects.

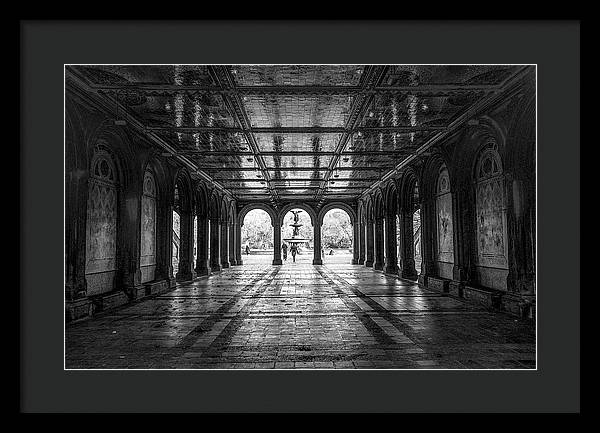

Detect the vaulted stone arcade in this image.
[65,65,536,369]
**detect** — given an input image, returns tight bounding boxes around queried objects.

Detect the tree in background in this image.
[322,209,352,249]
[241,209,274,249]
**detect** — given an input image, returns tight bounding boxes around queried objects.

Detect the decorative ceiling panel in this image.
[155,131,250,153]
[244,95,353,128]
[231,65,364,86]
[254,133,342,152]
[190,155,257,170]
[262,155,333,169]
[72,65,214,86]
[384,65,520,86]
[114,93,236,129]
[66,64,526,204]
[348,131,433,152]
[359,94,477,129]
[268,170,326,180]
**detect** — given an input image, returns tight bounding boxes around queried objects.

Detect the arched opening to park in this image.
[281,208,314,264]
[321,208,353,264]
[240,208,274,264]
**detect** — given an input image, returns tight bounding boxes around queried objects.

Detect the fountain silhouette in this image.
[283,210,310,250]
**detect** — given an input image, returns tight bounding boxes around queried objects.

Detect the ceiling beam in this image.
[92,83,498,95]
[170,150,415,157]
[148,125,445,134]
[207,66,280,203]
[65,68,234,200]
[359,65,534,199]
[313,65,391,203]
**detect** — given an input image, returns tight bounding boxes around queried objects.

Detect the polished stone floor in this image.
[65,255,536,369]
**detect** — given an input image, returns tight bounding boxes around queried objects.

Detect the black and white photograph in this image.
[20,20,580,413]
[64,64,537,370]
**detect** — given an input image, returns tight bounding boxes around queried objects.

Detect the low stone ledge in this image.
[66,298,93,322]
[463,285,503,309]
[143,279,169,296]
[502,293,536,319]
[427,276,449,294]
[448,281,464,298]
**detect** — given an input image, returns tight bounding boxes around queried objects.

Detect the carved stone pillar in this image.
[235,221,243,266]
[419,198,437,283]
[273,219,282,265]
[229,222,237,265]
[220,219,230,268]
[357,220,365,265]
[65,171,89,301]
[373,217,385,270]
[195,214,210,276]
[352,221,360,264]
[209,217,222,272]
[399,208,418,280]
[313,222,323,265]
[121,189,143,299]
[384,214,398,275]
[364,219,374,267]
[176,209,195,281]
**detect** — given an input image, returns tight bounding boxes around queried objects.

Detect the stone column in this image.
[352,222,360,264]
[209,217,222,272]
[176,210,196,281]
[419,199,437,283]
[364,219,374,267]
[235,221,243,265]
[373,217,385,270]
[357,220,366,265]
[195,214,210,276]
[121,189,143,299]
[273,220,282,265]
[229,222,237,265]
[313,222,323,265]
[384,214,398,275]
[65,171,89,303]
[220,219,230,268]
[399,208,418,280]
[158,201,175,288]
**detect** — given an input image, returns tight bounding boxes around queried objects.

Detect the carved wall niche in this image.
[85,148,118,295]
[140,169,157,283]
[474,144,508,270]
[436,166,454,267]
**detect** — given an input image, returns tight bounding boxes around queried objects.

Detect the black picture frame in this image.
[20,20,580,413]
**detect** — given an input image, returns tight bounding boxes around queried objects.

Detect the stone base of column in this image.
[176,270,196,282]
[272,258,283,265]
[229,259,238,266]
[167,276,177,288]
[373,262,384,271]
[357,258,365,265]
[384,264,398,275]
[417,274,427,286]
[236,259,244,266]
[401,269,418,280]
[364,260,374,267]
[210,263,222,273]
[221,262,230,269]
[351,259,359,264]
[312,259,323,265]
[195,266,210,276]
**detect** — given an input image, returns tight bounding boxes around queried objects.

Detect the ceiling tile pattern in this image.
[67,64,524,203]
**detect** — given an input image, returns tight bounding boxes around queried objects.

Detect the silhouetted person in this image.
[282,243,288,261]
[329,249,334,255]
[245,245,250,255]
[290,244,298,262]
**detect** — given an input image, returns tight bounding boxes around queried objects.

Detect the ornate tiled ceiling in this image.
[66,64,526,203]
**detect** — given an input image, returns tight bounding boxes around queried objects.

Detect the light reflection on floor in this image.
[66,257,535,369]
